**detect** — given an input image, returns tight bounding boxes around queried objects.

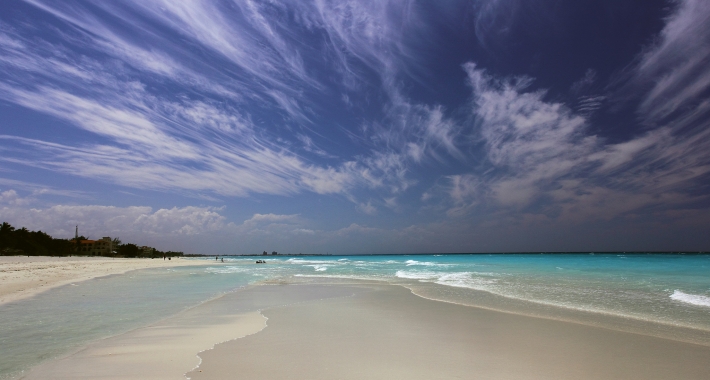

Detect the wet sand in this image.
[19,283,361,379]
[0,256,214,305]
[190,283,710,380]
[19,281,710,379]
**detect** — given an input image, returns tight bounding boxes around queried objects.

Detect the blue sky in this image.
[1,0,709,254]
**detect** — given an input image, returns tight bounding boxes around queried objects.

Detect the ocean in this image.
[1,253,709,379]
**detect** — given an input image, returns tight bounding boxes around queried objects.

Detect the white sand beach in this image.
[0,256,213,305]
[17,281,710,380]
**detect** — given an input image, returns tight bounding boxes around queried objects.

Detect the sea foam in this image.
[305,264,330,271]
[395,270,440,280]
[395,271,497,290]
[670,290,710,307]
[435,272,497,289]
[286,258,335,265]
[205,266,250,274]
[405,260,450,267]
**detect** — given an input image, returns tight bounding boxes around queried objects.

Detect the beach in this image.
[0,256,213,305]
[3,0,710,377]
[192,283,710,380]
[19,281,710,380]
[3,254,710,379]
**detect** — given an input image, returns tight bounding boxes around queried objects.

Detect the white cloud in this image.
[588,129,668,173]
[446,174,481,213]
[1,1,444,205]
[358,200,377,215]
[0,80,382,198]
[464,62,598,206]
[0,179,84,199]
[3,196,706,254]
[304,0,417,82]
[632,0,710,122]
[297,134,336,158]
[0,189,32,206]
[0,204,228,239]
[4,86,198,159]
[241,213,301,226]
[132,206,228,235]
[2,0,706,253]
[575,95,606,116]
[292,0,465,169]
[570,68,597,94]
[383,196,398,209]
[445,63,710,223]
[471,0,522,52]
[11,3,237,100]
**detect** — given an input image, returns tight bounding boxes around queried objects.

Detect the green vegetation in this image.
[0,222,183,258]
[0,222,74,256]
[114,243,184,259]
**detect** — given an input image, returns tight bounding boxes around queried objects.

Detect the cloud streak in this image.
[1,0,709,252]
[1,0,462,204]
[632,0,710,123]
[441,62,710,223]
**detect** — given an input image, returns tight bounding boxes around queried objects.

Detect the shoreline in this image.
[400,281,710,347]
[294,274,710,347]
[190,281,710,380]
[17,279,710,379]
[6,255,710,379]
[0,256,216,305]
[5,256,708,349]
[19,282,362,380]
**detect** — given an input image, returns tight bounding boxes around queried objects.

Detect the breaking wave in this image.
[670,290,710,307]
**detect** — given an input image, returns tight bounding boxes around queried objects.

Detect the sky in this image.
[1,0,709,254]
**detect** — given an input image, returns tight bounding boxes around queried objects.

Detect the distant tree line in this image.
[112,240,184,259]
[0,222,183,258]
[0,222,74,256]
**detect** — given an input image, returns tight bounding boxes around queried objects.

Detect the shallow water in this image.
[0,266,253,379]
[255,253,710,343]
[289,254,710,341]
[1,253,709,378]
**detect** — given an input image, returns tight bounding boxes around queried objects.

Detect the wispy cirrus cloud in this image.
[0,81,344,197]
[570,69,597,94]
[629,0,710,123]
[436,62,710,222]
[0,178,85,199]
[464,63,596,206]
[1,0,709,254]
[292,0,465,166]
[1,0,464,206]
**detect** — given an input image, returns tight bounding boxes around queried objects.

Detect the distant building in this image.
[262,251,268,255]
[78,237,112,255]
[271,251,278,255]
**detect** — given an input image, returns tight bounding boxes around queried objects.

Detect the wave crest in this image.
[670,290,710,307]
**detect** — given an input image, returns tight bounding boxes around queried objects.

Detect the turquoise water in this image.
[0,266,254,379]
[1,254,709,378]
[252,254,710,330]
